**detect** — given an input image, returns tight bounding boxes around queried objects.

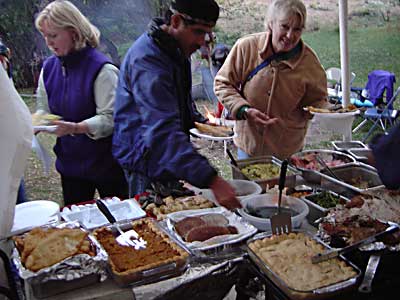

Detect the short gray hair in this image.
[265,0,307,31]
[35,0,100,50]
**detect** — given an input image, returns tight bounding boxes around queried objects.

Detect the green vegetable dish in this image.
[240,163,280,180]
[309,191,344,208]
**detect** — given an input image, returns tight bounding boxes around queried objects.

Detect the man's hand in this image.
[209,176,242,210]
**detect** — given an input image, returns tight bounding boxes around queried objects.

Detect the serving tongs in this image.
[315,154,340,180]
[270,160,292,235]
[95,199,147,250]
[312,224,399,264]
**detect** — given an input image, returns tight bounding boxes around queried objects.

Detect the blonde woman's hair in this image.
[265,0,307,31]
[35,0,100,50]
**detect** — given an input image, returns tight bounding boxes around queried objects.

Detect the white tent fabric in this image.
[0,65,33,239]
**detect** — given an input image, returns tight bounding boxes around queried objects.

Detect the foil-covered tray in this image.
[93,218,190,287]
[246,231,361,300]
[290,149,355,184]
[12,221,108,298]
[165,207,258,252]
[231,155,299,191]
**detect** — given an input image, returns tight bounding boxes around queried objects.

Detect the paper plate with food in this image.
[32,112,62,132]
[304,104,360,118]
[190,122,236,141]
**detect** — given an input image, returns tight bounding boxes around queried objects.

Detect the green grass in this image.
[302,24,400,88]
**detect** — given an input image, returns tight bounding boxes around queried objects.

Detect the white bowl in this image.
[238,194,309,232]
[199,179,263,204]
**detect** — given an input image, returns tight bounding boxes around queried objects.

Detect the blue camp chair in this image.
[353,86,400,142]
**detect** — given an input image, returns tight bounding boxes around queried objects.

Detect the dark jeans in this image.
[61,175,128,206]
[124,170,151,198]
[16,178,27,204]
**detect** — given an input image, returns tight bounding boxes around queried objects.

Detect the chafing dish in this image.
[320,163,383,198]
[302,190,350,226]
[290,149,355,183]
[348,148,372,163]
[331,140,368,152]
[231,155,299,191]
[246,231,361,300]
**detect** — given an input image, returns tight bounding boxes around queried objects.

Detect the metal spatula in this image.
[271,160,292,235]
[95,199,147,249]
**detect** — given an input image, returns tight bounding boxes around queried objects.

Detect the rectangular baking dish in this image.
[246,231,361,300]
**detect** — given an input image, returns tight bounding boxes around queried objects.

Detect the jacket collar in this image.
[58,46,92,66]
[147,18,185,63]
[258,32,304,69]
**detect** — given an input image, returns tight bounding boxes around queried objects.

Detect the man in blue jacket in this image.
[113,0,241,210]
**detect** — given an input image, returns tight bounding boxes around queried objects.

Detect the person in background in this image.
[368,124,400,189]
[113,0,241,210]
[214,0,328,160]
[35,0,127,206]
[0,39,28,205]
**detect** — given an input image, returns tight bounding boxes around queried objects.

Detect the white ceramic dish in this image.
[11,200,60,234]
[198,179,263,204]
[61,198,146,230]
[189,128,236,141]
[238,194,309,232]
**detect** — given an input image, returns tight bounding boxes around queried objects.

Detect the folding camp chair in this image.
[354,86,400,143]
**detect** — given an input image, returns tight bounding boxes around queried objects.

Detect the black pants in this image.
[61,175,128,206]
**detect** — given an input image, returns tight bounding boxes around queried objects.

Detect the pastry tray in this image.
[165,207,257,252]
[231,155,299,191]
[246,231,361,300]
[94,218,190,287]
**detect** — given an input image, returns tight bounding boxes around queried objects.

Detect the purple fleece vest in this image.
[43,47,122,180]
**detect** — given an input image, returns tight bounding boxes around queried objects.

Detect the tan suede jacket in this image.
[214,32,328,159]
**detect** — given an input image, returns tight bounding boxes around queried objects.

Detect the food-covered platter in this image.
[165,207,257,252]
[246,231,361,300]
[304,105,360,117]
[189,128,236,141]
[317,189,400,251]
[231,155,299,191]
[290,149,355,183]
[93,218,190,286]
[12,221,108,298]
[61,197,146,230]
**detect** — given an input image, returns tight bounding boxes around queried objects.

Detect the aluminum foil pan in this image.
[165,207,258,252]
[12,221,108,284]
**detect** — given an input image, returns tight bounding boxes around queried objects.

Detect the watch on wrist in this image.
[243,106,250,120]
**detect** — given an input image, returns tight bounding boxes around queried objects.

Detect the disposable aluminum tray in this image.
[290,149,355,184]
[12,222,108,299]
[95,218,190,287]
[231,155,299,191]
[331,140,368,152]
[347,148,372,163]
[320,163,383,198]
[246,231,361,300]
[302,191,350,226]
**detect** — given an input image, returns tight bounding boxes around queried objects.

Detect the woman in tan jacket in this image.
[214,0,328,160]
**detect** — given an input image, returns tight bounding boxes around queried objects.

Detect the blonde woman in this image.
[214,0,328,160]
[35,0,127,205]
